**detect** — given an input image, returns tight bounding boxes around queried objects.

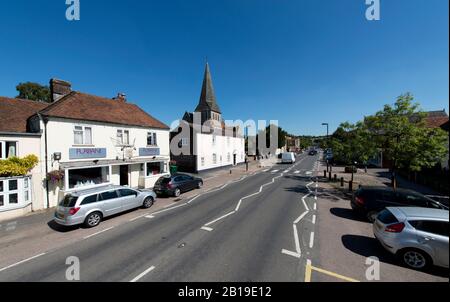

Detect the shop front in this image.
[59,158,169,195]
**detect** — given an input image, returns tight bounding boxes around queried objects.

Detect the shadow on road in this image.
[341,234,449,278]
[330,207,370,223]
[47,208,142,233]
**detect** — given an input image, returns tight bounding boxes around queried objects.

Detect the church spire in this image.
[195,62,221,113]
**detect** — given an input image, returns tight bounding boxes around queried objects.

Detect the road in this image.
[0,153,320,282]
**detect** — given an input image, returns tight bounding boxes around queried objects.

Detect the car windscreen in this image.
[59,195,78,207]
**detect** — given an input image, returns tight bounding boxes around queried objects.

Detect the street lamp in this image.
[321,123,329,137]
[322,123,329,172]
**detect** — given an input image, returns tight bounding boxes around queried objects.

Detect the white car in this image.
[281,152,296,164]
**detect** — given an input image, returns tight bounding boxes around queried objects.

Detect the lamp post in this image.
[322,123,329,171]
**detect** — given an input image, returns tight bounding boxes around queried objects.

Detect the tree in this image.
[16,82,51,102]
[364,93,448,187]
[329,121,378,179]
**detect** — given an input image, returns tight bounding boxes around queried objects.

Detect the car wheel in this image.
[399,248,431,270]
[143,196,154,209]
[197,181,203,189]
[174,188,181,197]
[366,211,378,223]
[84,212,102,228]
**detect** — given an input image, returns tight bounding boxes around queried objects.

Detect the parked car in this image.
[281,152,296,164]
[374,207,449,270]
[54,185,156,228]
[153,173,203,197]
[351,186,448,222]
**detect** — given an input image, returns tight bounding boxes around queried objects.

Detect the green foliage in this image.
[365,93,447,172]
[329,121,378,165]
[331,93,448,173]
[0,155,39,177]
[16,82,51,103]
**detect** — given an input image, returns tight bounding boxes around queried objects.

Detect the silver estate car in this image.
[54,185,156,228]
[374,207,449,270]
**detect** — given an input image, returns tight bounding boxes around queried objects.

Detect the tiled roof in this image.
[0,97,48,133]
[424,110,448,129]
[38,91,169,129]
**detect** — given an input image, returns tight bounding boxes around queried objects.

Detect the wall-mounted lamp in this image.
[53,152,62,161]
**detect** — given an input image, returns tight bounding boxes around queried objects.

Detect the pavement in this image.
[0,152,448,282]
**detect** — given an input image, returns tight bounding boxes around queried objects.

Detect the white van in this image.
[282,152,296,164]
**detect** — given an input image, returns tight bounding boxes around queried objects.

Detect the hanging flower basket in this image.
[46,170,65,184]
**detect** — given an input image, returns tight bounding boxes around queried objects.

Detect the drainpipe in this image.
[39,114,50,209]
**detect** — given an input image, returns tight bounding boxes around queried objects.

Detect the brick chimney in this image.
[115,93,127,102]
[50,79,72,102]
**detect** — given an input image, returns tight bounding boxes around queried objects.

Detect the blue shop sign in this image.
[69,148,107,159]
[139,147,160,156]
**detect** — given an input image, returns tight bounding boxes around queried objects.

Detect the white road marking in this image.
[306,171,312,175]
[262,169,270,172]
[294,170,300,174]
[281,249,301,258]
[301,193,311,212]
[312,215,316,224]
[145,215,155,219]
[204,211,236,227]
[0,253,46,273]
[186,195,200,204]
[294,211,308,224]
[151,203,187,215]
[129,213,150,221]
[83,227,114,239]
[271,169,279,173]
[201,226,214,232]
[314,203,317,210]
[293,224,301,254]
[130,265,155,282]
[309,232,315,248]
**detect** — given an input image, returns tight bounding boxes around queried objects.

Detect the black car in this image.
[351,186,448,222]
[308,150,317,155]
[153,173,203,197]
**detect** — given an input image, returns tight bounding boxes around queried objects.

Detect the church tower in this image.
[194,63,222,126]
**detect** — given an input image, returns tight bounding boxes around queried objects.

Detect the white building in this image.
[0,97,47,221]
[171,63,245,173]
[0,79,171,219]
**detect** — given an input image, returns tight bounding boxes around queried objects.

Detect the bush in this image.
[0,155,39,177]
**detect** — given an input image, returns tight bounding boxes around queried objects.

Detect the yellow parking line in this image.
[305,259,359,282]
[305,260,312,282]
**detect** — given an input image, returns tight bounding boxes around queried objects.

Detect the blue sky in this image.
[0,0,448,135]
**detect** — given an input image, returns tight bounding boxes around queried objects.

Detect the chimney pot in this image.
[116,93,126,102]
